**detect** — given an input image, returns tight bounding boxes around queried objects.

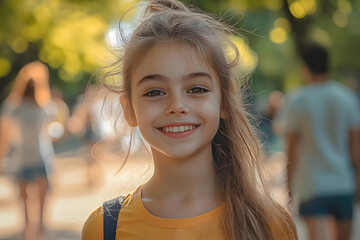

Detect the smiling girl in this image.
[81,0,297,239]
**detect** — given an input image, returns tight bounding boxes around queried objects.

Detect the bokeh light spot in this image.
[48,122,65,139]
[300,0,317,14]
[0,58,11,77]
[34,4,52,22]
[270,27,287,43]
[39,47,49,63]
[63,54,81,75]
[333,10,348,27]
[12,37,29,53]
[338,0,352,14]
[48,51,65,69]
[274,18,291,32]
[22,25,42,41]
[311,28,332,47]
[227,35,258,75]
[290,2,306,18]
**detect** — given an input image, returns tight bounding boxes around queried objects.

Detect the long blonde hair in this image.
[102,0,297,239]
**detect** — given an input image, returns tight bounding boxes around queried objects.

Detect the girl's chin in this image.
[151,145,212,161]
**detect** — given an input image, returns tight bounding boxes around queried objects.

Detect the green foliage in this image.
[0,0,138,102]
[0,0,359,103]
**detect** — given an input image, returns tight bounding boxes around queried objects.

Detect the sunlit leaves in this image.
[332,0,352,27]
[0,0,138,81]
[0,58,11,78]
[0,0,359,95]
[41,13,107,78]
[228,35,258,76]
[11,37,29,53]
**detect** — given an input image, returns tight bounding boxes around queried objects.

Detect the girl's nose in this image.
[165,94,189,115]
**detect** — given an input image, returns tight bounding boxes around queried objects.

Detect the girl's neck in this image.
[141,145,220,218]
[144,145,216,200]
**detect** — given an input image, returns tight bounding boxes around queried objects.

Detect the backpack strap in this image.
[103,196,124,240]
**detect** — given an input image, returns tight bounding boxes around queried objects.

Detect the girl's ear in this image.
[120,95,138,127]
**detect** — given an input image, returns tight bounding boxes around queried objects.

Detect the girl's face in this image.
[125,42,224,159]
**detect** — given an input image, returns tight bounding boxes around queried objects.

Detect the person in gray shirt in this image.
[282,42,360,240]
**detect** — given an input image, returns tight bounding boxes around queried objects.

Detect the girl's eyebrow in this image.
[136,72,212,87]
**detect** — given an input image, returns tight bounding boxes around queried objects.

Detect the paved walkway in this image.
[0,145,153,240]
[0,149,359,239]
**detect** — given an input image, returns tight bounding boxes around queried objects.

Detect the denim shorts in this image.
[299,194,354,221]
[15,162,48,182]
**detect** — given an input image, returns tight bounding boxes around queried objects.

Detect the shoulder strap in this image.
[103,196,124,240]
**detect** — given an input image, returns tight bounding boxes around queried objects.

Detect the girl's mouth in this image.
[157,124,200,138]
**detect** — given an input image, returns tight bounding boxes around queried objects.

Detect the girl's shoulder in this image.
[81,193,133,240]
[81,206,103,240]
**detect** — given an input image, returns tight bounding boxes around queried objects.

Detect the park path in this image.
[0,146,152,240]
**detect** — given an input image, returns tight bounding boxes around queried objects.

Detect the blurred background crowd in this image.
[0,0,359,239]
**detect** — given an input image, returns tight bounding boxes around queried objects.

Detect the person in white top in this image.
[0,62,55,240]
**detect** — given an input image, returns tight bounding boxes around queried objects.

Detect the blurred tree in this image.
[0,0,138,104]
[0,0,359,105]
[280,0,360,91]
[193,0,360,93]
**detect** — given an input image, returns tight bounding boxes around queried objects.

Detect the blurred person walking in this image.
[281,42,360,240]
[0,62,55,240]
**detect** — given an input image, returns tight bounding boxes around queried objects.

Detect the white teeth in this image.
[161,125,197,133]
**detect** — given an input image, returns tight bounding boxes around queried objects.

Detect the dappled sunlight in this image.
[2,0,140,82]
[333,10,348,27]
[274,18,291,32]
[228,35,258,75]
[338,0,352,14]
[270,27,287,43]
[311,27,332,47]
[289,1,307,18]
[270,18,291,44]
[11,36,29,54]
[0,58,11,78]
[289,0,316,19]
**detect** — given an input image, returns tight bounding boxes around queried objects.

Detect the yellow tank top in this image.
[82,186,226,240]
[82,186,297,239]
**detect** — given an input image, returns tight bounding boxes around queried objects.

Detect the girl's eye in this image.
[188,87,209,94]
[143,89,165,97]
